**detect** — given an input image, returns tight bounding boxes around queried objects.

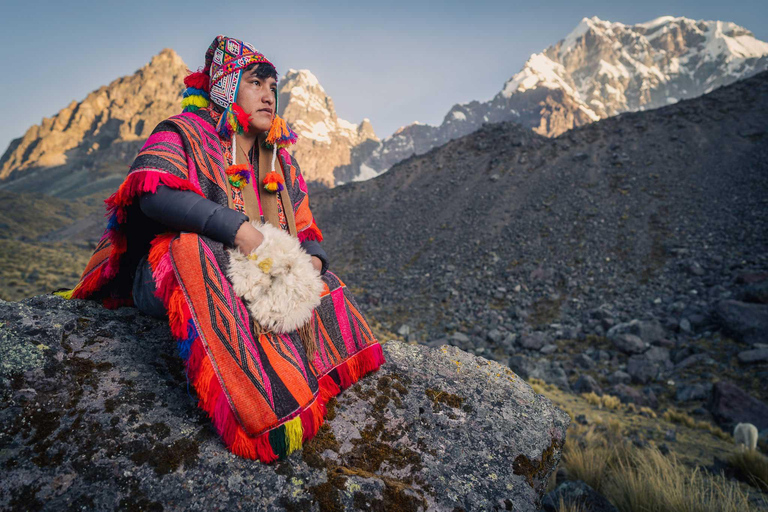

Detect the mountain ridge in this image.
[0,52,376,196]
[348,15,768,182]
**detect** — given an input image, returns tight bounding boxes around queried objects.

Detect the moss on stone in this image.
[307,469,347,512]
[325,396,338,421]
[425,388,464,410]
[302,423,341,469]
[391,381,408,395]
[134,422,171,441]
[512,437,562,491]
[128,437,200,476]
[390,372,412,387]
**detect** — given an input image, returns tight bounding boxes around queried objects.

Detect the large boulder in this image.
[708,381,768,431]
[737,273,768,304]
[0,296,569,511]
[714,300,768,345]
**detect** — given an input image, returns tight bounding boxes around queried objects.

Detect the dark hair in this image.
[243,61,278,81]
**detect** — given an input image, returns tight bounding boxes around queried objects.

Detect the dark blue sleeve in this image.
[139,185,248,247]
[300,239,329,275]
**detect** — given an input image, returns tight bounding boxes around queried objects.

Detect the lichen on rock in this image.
[0,295,568,511]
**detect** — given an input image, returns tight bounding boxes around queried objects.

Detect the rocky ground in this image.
[310,71,768,445]
[0,295,568,511]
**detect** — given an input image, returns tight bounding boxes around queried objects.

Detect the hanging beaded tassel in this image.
[217,103,252,139]
[266,115,298,148]
[262,115,297,193]
[223,110,255,190]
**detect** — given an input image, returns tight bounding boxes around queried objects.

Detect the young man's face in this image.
[236,67,277,133]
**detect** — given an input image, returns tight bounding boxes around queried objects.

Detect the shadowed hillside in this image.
[313,70,768,344]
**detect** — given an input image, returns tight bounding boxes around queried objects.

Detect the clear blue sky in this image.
[1,0,766,154]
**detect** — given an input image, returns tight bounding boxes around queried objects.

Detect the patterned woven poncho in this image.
[60,108,385,462]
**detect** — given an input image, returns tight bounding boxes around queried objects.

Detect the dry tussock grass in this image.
[607,447,759,512]
[662,409,730,440]
[555,497,588,512]
[727,449,768,492]
[580,392,621,410]
[560,422,761,512]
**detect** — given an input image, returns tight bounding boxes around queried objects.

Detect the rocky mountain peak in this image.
[279,68,341,143]
[277,68,379,186]
[147,48,186,69]
[0,49,188,189]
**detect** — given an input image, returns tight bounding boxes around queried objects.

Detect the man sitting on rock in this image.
[58,35,385,463]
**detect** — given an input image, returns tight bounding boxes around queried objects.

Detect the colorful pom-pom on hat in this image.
[181,71,211,113]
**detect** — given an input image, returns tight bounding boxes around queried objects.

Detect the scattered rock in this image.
[573,353,596,370]
[627,355,661,384]
[675,383,713,403]
[644,346,672,366]
[520,332,549,350]
[612,333,646,354]
[610,384,658,408]
[572,375,603,396]
[487,329,504,344]
[608,371,631,385]
[737,348,768,364]
[540,344,558,355]
[740,279,768,304]
[675,353,715,370]
[509,355,571,391]
[607,319,665,345]
[449,332,470,344]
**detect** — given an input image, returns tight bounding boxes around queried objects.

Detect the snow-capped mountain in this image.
[278,69,378,187]
[350,15,768,182]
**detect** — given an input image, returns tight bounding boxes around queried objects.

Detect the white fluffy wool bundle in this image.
[226,221,323,333]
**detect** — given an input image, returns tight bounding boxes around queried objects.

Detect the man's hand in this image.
[311,256,323,273]
[234,222,265,256]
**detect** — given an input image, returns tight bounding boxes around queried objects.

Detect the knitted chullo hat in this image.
[182,35,297,189]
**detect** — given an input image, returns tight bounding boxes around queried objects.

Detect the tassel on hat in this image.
[266,115,298,149]
[262,115,297,193]
[217,103,253,138]
[181,70,211,113]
